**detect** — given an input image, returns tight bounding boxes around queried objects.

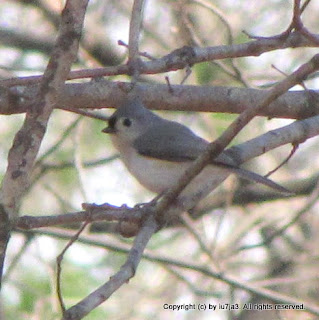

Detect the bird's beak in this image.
[102,126,116,134]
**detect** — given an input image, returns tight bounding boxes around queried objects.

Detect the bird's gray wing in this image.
[133,120,291,194]
[133,120,208,162]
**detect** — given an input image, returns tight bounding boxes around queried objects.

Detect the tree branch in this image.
[152,54,319,220]
[14,110,319,231]
[2,81,319,119]
[16,204,142,230]
[1,29,318,88]
[0,0,88,288]
[62,214,158,320]
[23,227,319,317]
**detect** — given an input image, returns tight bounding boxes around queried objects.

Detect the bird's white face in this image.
[105,114,144,145]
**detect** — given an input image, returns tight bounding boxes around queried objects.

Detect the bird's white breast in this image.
[111,135,230,201]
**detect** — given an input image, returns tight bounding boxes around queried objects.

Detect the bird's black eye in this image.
[122,118,132,127]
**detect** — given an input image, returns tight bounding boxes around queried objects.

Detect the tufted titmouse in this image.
[102,99,289,207]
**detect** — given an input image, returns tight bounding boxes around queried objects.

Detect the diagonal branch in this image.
[0,0,88,288]
[24,227,319,317]
[14,111,319,231]
[62,214,158,320]
[153,53,319,219]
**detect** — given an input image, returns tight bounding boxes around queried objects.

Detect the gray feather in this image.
[133,119,291,194]
[133,120,208,162]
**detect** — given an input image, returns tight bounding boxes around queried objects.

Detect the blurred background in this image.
[1,0,319,319]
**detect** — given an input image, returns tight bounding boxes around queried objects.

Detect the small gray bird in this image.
[102,99,289,205]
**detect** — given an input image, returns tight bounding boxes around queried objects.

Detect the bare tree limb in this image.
[128,0,146,63]
[0,1,122,66]
[22,227,319,317]
[0,29,318,89]
[16,204,142,230]
[3,2,319,319]
[152,54,319,219]
[0,0,88,288]
[61,214,158,320]
[14,111,319,231]
[2,80,319,119]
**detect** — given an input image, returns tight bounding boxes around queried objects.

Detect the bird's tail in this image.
[224,165,292,194]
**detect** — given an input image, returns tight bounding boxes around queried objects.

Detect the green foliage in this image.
[194,62,220,84]
[5,271,51,319]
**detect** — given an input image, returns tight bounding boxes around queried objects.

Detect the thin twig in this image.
[37,117,82,164]
[59,106,109,121]
[0,30,318,89]
[23,227,319,317]
[154,54,319,216]
[165,266,222,298]
[14,112,319,231]
[62,214,158,320]
[265,144,299,178]
[190,0,248,87]
[180,213,214,261]
[2,234,34,282]
[57,220,91,313]
[238,180,319,251]
[118,40,156,60]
